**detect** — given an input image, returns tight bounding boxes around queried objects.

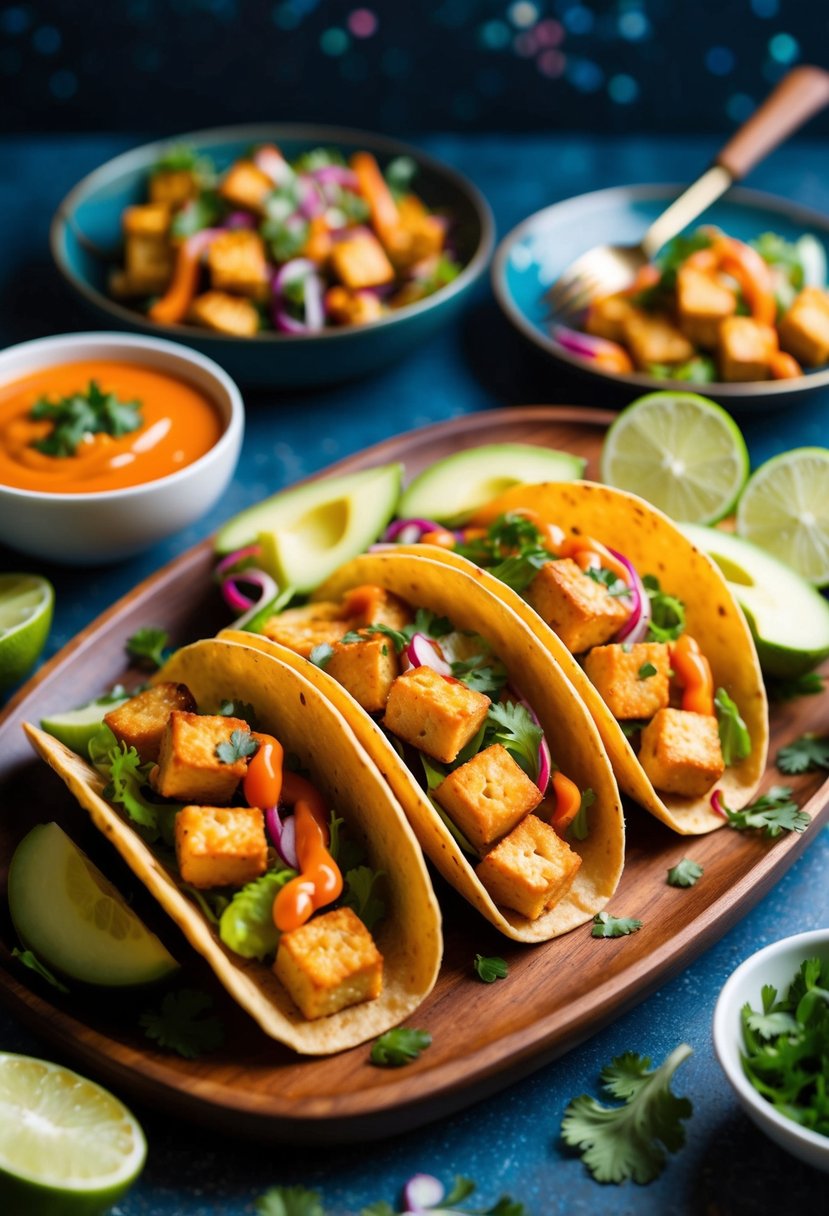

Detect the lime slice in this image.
[9,823,178,987]
[600,392,749,524]
[0,574,54,692]
[736,447,829,587]
[0,1053,146,1216]
[41,696,127,756]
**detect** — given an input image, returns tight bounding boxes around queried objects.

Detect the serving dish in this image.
[492,185,829,414]
[1,407,827,1143]
[713,929,829,1172]
[0,332,244,564]
[51,125,494,388]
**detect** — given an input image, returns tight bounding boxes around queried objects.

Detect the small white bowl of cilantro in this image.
[713,929,829,1172]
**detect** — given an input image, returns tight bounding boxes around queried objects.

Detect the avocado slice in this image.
[399,444,586,524]
[681,523,829,678]
[216,463,403,594]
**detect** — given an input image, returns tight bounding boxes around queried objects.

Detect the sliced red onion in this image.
[297,176,326,219]
[403,633,452,676]
[265,806,299,869]
[254,145,293,187]
[223,211,256,230]
[710,789,727,818]
[215,544,262,578]
[311,165,360,190]
[303,270,325,332]
[382,518,443,543]
[607,547,651,645]
[403,1174,445,1213]
[220,568,278,616]
[273,257,315,296]
[550,323,620,360]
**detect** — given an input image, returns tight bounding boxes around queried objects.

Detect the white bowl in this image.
[713,929,829,1172]
[0,332,244,564]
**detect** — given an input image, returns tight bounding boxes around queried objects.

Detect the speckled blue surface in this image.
[2,133,829,1213]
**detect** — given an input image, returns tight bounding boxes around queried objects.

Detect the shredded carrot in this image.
[549,771,583,836]
[148,235,207,325]
[769,350,802,379]
[350,151,400,242]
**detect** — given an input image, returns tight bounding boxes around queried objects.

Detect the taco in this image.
[24,637,442,1055]
[222,550,625,942]
[385,481,769,835]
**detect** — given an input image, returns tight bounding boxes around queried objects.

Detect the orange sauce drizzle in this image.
[549,770,583,836]
[671,634,715,715]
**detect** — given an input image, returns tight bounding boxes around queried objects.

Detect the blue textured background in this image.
[1,0,828,135]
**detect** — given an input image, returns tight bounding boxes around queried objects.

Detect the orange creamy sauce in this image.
[0,361,223,493]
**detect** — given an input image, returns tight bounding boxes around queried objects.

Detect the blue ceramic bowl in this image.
[492,183,829,414]
[52,124,494,389]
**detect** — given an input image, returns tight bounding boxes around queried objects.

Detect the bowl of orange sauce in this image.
[0,332,244,563]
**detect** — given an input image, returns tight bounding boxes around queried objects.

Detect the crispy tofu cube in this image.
[153,712,251,803]
[261,604,351,659]
[676,266,737,348]
[339,585,413,632]
[175,805,267,889]
[621,311,696,369]
[330,232,395,290]
[383,665,490,764]
[583,642,671,720]
[207,230,269,300]
[718,316,778,382]
[149,169,200,207]
[104,682,196,764]
[778,287,829,367]
[325,286,384,326]
[189,291,260,337]
[123,204,170,238]
[526,559,630,654]
[434,743,543,853]
[275,906,383,1020]
[638,707,725,797]
[383,196,445,269]
[475,814,582,920]
[218,160,273,215]
[585,295,640,343]
[325,635,399,713]
[122,203,172,294]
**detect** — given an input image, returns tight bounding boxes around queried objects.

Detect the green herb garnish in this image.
[638,662,658,680]
[484,700,543,783]
[714,687,751,765]
[12,947,69,993]
[592,911,643,938]
[125,626,170,670]
[642,575,686,643]
[666,859,703,888]
[561,1044,693,1183]
[568,787,595,841]
[341,865,386,932]
[255,1187,325,1216]
[473,954,509,983]
[721,785,810,838]
[170,191,222,238]
[585,566,629,597]
[777,733,829,775]
[215,728,259,764]
[308,642,335,669]
[104,743,178,844]
[769,672,826,701]
[370,1027,432,1068]
[31,380,143,458]
[139,988,225,1059]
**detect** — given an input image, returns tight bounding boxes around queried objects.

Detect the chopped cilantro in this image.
[643,576,686,643]
[215,728,259,764]
[255,1187,325,1216]
[569,787,595,841]
[714,687,751,765]
[620,719,649,739]
[12,947,69,993]
[777,733,829,775]
[31,380,143,457]
[125,626,170,670]
[151,142,216,182]
[561,1044,693,1183]
[261,215,309,264]
[450,656,507,697]
[370,1026,432,1067]
[170,191,223,238]
[139,988,225,1059]
[666,859,703,888]
[488,551,551,593]
[638,662,658,680]
[592,911,643,938]
[484,700,543,783]
[585,566,628,597]
[180,883,229,926]
[769,671,826,701]
[473,954,509,983]
[341,865,386,932]
[384,154,418,197]
[722,785,810,838]
[308,643,335,669]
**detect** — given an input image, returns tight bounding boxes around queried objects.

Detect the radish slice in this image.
[404,633,452,676]
[607,547,652,645]
[710,789,727,818]
[403,1174,445,1213]
[382,518,443,543]
[215,545,262,578]
[220,568,278,615]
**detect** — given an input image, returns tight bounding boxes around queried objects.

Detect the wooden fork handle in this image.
[716,65,829,181]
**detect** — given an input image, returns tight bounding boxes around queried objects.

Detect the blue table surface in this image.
[1,133,828,1215]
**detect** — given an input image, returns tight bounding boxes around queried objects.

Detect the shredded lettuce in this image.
[88,727,178,845]
[219,867,296,960]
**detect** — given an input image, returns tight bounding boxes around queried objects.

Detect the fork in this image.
[546,65,829,322]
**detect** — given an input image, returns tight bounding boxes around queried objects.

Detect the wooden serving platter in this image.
[1,406,827,1143]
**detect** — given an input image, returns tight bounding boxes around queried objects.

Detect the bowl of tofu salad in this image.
[51,124,494,387]
[493,183,829,411]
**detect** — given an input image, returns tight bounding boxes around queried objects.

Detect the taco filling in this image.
[256,584,590,923]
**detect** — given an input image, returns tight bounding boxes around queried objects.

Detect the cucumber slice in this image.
[399,444,586,524]
[9,824,178,987]
[681,524,829,678]
[41,696,127,756]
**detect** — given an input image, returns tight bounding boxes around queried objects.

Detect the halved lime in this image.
[9,823,178,987]
[41,695,127,757]
[600,392,749,524]
[0,574,54,692]
[736,447,829,587]
[0,1053,146,1216]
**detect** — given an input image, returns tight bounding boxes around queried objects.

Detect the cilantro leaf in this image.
[180,883,230,925]
[139,989,225,1059]
[666,859,703,888]
[443,1176,477,1205]
[561,1043,693,1183]
[31,380,143,457]
[255,1186,325,1216]
[484,701,543,782]
[768,671,826,701]
[170,190,222,238]
[125,626,170,670]
[327,811,365,873]
[643,576,686,643]
[341,865,386,932]
[585,566,629,597]
[12,947,69,993]
[777,733,829,775]
[592,911,643,938]
[722,785,810,838]
[308,643,334,669]
[370,1027,431,1067]
[620,719,649,740]
[568,787,595,841]
[217,698,258,727]
[450,657,508,697]
[474,954,509,983]
[638,662,658,680]
[219,868,296,960]
[714,687,751,765]
[216,727,259,764]
[488,551,551,594]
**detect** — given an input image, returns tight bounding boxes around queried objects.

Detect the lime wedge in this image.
[0,574,54,692]
[41,696,127,756]
[600,392,749,524]
[9,823,178,987]
[736,447,829,587]
[0,1053,146,1216]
